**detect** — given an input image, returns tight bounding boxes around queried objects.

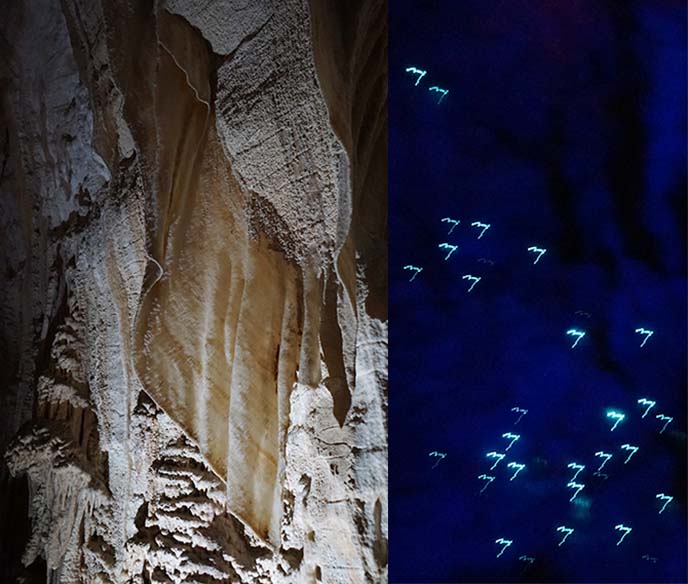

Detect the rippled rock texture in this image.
[0,1,387,582]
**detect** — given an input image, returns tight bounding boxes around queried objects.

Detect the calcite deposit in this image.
[0,0,387,582]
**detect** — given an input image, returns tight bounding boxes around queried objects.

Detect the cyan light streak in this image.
[637,398,656,418]
[502,433,520,451]
[567,463,585,481]
[429,451,447,469]
[595,451,613,471]
[478,474,495,493]
[656,414,673,434]
[507,462,525,481]
[614,524,632,546]
[405,66,427,86]
[438,243,458,260]
[566,482,585,502]
[471,221,491,239]
[519,555,535,565]
[593,471,609,481]
[495,538,513,557]
[441,217,460,234]
[478,257,495,266]
[656,493,673,514]
[642,555,658,564]
[635,327,654,347]
[511,407,528,425]
[428,85,449,103]
[556,526,574,546]
[462,274,481,292]
[527,246,547,264]
[403,265,423,281]
[566,329,586,348]
[606,410,625,431]
[486,451,506,470]
[575,310,592,319]
[620,444,639,464]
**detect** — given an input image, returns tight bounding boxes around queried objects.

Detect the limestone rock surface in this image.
[0,0,387,582]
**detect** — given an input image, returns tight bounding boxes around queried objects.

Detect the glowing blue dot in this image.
[438,243,458,260]
[428,85,449,103]
[403,265,422,281]
[614,524,632,546]
[405,66,427,86]
[527,246,547,264]
[566,329,586,348]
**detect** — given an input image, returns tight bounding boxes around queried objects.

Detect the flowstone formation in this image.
[0,1,387,582]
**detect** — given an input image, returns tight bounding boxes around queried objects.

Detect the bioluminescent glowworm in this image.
[556,526,574,546]
[471,221,491,239]
[519,556,535,565]
[656,493,673,514]
[567,463,585,481]
[566,482,585,502]
[507,462,525,481]
[478,257,495,266]
[478,474,495,493]
[438,243,458,260]
[511,407,528,425]
[575,310,592,319]
[606,410,626,431]
[566,329,586,348]
[620,444,639,464]
[637,398,656,418]
[495,538,513,557]
[656,414,673,434]
[429,451,447,469]
[486,451,506,470]
[441,217,460,234]
[462,275,481,292]
[635,328,654,347]
[642,555,658,564]
[405,67,427,86]
[527,246,547,264]
[595,451,613,471]
[403,265,423,281]
[428,86,449,103]
[502,433,520,451]
[614,524,632,546]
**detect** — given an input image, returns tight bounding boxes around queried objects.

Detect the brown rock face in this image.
[0,1,387,582]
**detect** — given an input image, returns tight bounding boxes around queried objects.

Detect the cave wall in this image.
[0,1,387,582]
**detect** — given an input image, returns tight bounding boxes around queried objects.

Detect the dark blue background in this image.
[389,1,687,582]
